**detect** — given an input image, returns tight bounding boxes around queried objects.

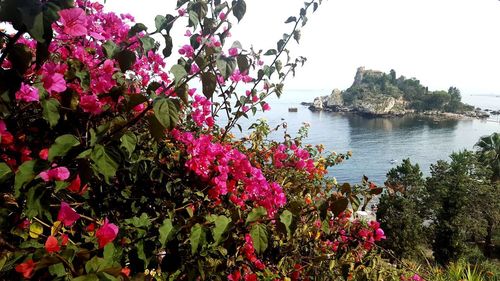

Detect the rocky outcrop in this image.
[309,97,323,111]
[352,96,407,116]
[326,89,343,108]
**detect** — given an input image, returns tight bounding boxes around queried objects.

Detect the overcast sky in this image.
[105,0,500,94]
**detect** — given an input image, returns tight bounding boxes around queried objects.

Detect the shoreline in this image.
[300,102,496,121]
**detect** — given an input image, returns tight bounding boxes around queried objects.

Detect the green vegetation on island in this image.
[309,67,489,118]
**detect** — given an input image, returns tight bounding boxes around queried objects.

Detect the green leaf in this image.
[188,10,199,27]
[72,274,99,281]
[285,16,296,23]
[250,223,268,254]
[147,115,166,141]
[120,132,137,158]
[190,223,205,254]
[48,134,80,161]
[90,145,119,182]
[216,56,237,79]
[177,0,189,8]
[9,44,33,75]
[170,64,187,85]
[114,50,136,72]
[264,49,277,56]
[54,181,70,192]
[279,210,293,237]
[26,186,49,219]
[140,36,156,53]
[0,162,12,183]
[232,0,246,22]
[102,40,119,58]
[49,263,66,277]
[237,54,250,73]
[127,94,148,110]
[24,11,45,43]
[125,213,151,228]
[159,218,175,247]
[85,256,105,273]
[211,215,231,245]
[332,197,349,217]
[14,160,37,197]
[201,72,217,99]
[246,206,267,225]
[192,1,208,20]
[42,98,60,128]
[128,23,147,37]
[277,39,285,52]
[98,272,119,281]
[153,97,179,130]
[154,15,167,32]
[19,240,44,249]
[103,243,115,266]
[29,221,43,238]
[163,34,173,57]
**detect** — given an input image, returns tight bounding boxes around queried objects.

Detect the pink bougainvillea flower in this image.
[58,8,88,37]
[15,83,39,103]
[121,267,131,277]
[45,235,60,253]
[244,273,258,281]
[61,234,69,246]
[96,218,119,248]
[228,47,238,57]
[262,103,271,112]
[86,223,95,233]
[177,8,186,16]
[411,274,424,281]
[42,73,67,94]
[219,12,227,20]
[67,175,80,193]
[39,166,70,182]
[178,44,194,58]
[67,175,88,195]
[79,95,102,114]
[38,148,49,160]
[15,259,36,279]
[57,202,80,227]
[227,270,241,281]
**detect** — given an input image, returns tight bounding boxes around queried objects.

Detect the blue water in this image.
[226,90,500,184]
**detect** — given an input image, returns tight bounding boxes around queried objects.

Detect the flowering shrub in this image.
[0,0,393,280]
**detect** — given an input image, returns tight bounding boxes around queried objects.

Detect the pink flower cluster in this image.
[355,220,386,250]
[39,167,70,182]
[271,144,316,174]
[191,94,214,127]
[242,234,265,270]
[9,0,170,116]
[0,120,33,169]
[229,69,253,83]
[171,130,286,215]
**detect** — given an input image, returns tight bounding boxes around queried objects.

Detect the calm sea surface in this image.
[228,90,500,184]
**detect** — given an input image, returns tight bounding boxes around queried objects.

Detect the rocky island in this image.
[306,67,491,119]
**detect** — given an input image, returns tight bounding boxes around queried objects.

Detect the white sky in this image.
[105,0,500,94]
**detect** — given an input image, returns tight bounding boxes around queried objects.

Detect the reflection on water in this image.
[225,90,500,184]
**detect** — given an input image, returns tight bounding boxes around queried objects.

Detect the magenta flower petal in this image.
[57,202,80,227]
[59,8,88,37]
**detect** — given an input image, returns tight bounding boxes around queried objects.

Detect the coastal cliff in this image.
[308,67,490,118]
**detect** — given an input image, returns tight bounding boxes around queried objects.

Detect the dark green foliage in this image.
[378,159,427,260]
[379,150,500,265]
[426,151,493,265]
[342,69,473,112]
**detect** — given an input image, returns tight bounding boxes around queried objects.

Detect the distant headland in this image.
[304,67,497,119]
